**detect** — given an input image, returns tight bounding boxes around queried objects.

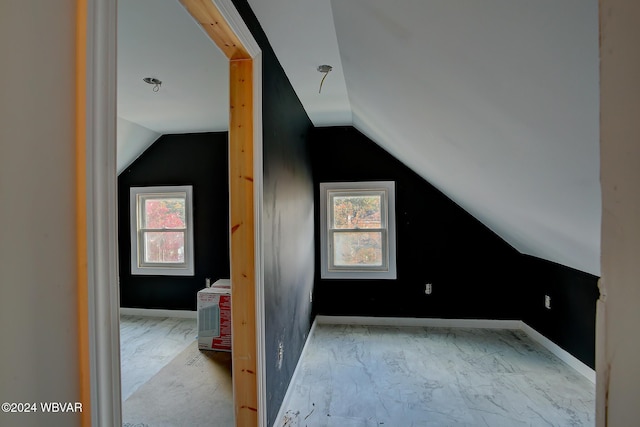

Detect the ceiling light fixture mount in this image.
[317,65,332,94]
[143,77,162,92]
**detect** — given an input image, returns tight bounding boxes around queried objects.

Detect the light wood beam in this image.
[229,58,257,426]
[179,1,258,425]
[179,0,251,60]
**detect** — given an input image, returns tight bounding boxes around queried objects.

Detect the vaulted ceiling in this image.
[117,0,600,275]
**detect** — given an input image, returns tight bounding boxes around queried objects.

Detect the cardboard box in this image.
[197,279,231,351]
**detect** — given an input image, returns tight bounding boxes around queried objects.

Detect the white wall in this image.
[0,1,81,426]
[598,0,640,425]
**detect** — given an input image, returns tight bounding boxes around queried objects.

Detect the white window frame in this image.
[320,181,397,279]
[130,185,195,276]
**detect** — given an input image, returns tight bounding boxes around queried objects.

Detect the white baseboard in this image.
[520,322,596,383]
[315,315,522,330]
[272,318,318,427]
[119,307,197,319]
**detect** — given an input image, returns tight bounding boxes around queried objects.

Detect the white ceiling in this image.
[117,0,229,172]
[118,0,601,275]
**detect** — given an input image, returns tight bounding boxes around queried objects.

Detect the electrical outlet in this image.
[425,283,433,295]
[310,290,313,303]
[545,295,551,309]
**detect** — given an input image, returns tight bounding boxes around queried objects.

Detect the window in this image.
[130,186,194,276]
[320,181,396,279]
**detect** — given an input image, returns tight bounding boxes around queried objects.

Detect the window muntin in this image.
[320,182,396,279]
[130,186,194,276]
[139,195,186,265]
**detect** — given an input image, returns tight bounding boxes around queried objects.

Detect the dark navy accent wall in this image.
[231,2,315,425]
[521,255,599,369]
[118,132,229,310]
[311,127,523,319]
[310,127,598,368]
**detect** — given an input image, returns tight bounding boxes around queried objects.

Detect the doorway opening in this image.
[78,0,265,424]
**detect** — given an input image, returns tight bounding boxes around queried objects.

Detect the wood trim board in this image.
[78,0,122,426]
[229,58,258,425]
[179,1,260,425]
[75,0,91,424]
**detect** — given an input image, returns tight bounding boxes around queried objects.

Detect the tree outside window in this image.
[130,186,194,276]
[320,181,396,280]
[142,197,186,264]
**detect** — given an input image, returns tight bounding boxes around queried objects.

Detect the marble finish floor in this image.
[281,324,595,427]
[120,315,197,400]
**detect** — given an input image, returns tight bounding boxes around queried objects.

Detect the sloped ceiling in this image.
[116,117,160,174]
[248,0,601,276]
[118,0,600,275]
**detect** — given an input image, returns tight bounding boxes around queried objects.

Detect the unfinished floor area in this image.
[120,315,234,427]
[280,324,595,427]
[120,315,198,400]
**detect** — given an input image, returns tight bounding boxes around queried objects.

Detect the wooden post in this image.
[229,58,257,426]
[179,1,258,425]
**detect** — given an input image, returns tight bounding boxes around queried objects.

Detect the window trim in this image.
[130,185,195,276]
[320,181,397,279]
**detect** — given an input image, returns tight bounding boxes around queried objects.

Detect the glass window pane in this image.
[331,194,382,229]
[143,231,185,263]
[333,231,383,266]
[142,197,186,229]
